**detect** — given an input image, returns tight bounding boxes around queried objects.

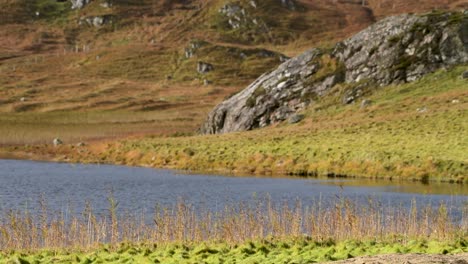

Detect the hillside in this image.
[0,1,466,183]
[0,0,464,144]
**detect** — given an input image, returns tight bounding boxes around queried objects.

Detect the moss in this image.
[387,33,404,46]
[303,54,344,87]
[392,55,418,71]
[246,86,266,108]
[447,12,468,25]
[369,46,379,56]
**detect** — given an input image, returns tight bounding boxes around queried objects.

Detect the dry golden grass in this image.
[0,195,466,252]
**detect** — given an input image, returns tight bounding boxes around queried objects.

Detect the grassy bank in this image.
[6,67,465,183]
[1,240,466,264]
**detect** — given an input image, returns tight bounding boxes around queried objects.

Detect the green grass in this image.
[1,240,466,264]
[64,67,467,183]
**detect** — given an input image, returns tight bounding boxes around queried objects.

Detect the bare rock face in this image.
[200,11,468,134]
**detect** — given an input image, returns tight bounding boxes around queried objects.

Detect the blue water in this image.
[0,159,466,218]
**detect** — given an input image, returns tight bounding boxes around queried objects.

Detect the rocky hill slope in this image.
[0,0,463,113]
[201,11,468,134]
[0,0,466,145]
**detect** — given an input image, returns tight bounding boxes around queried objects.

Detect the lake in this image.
[0,159,466,218]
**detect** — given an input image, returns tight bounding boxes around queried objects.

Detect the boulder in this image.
[201,11,468,134]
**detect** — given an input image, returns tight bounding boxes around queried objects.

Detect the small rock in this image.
[53,138,63,146]
[100,2,111,8]
[417,107,428,113]
[92,17,104,27]
[71,0,90,10]
[197,61,214,74]
[452,99,460,104]
[360,99,372,109]
[462,71,468,79]
[281,0,296,10]
[288,114,305,124]
[20,97,26,102]
[203,79,212,86]
[249,0,257,8]
[76,142,86,147]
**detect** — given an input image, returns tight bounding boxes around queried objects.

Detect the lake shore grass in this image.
[1,196,466,251]
[2,67,466,183]
[0,196,466,263]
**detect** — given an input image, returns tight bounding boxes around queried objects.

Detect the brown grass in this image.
[0,195,466,252]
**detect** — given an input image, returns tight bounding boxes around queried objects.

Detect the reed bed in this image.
[0,196,466,252]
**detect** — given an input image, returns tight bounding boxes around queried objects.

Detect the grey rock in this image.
[197,62,214,74]
[92,17,104,27]
[360,99,372,109]
[53,138,63,146]
[200,49,325,134]
[218,2,268,33]
[201,11,468,134]
[100,2,111,8]
[184,40,206,59]
[288,114,305,124]
[71,0,90,10]
[280,0,296,10]
[79,15,113,27]
[333,13,467,85]
[77,142,86,147]
[463,70,468,79]
[417,106,428,113]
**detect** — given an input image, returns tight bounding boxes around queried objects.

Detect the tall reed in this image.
[0,195,466,252]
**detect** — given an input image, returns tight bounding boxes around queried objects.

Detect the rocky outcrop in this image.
[201,11,468,134]
[218,2,268,32]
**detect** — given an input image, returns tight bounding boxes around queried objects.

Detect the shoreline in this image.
[1,146,465,185]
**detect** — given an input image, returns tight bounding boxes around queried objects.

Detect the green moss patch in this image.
[1,240,466,264]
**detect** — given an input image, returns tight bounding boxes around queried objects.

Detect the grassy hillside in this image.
[0,0,460,116]
[5,67,467,182]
